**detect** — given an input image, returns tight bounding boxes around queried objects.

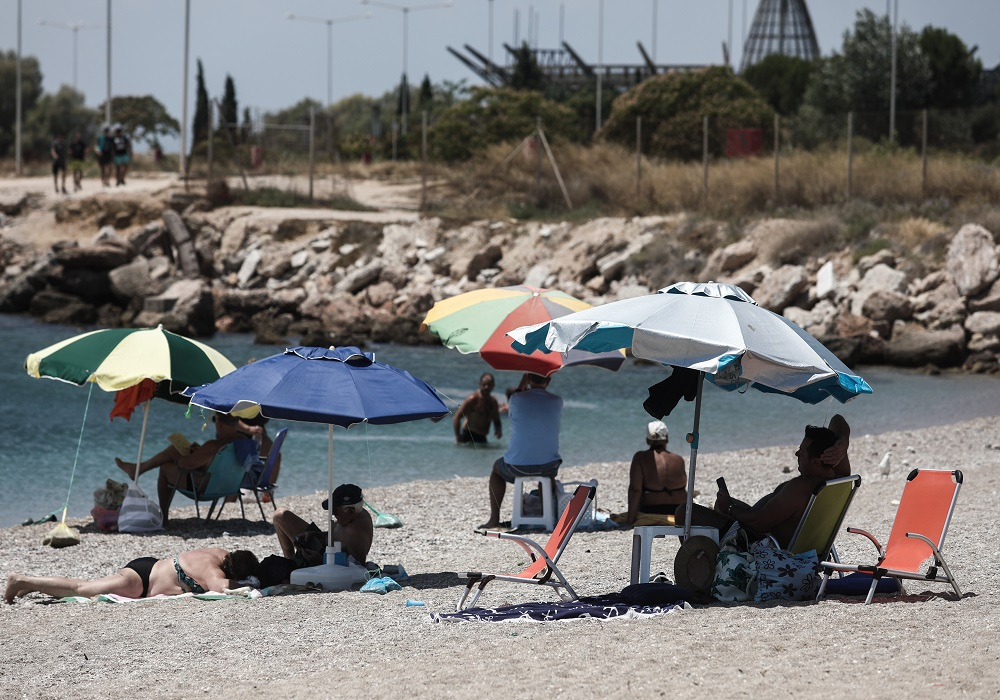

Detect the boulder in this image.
[47,266,114,304]
[752,265,808,312]
[861,290,913,338]
[0,191,28,216]
[717,238,757,273]
[54,244,132,269]
[883,325,967,368]
[964,311,1000,336]
[29,290,98,325]
[0,258,49,312]
[969,278,1000,313]
[109,258,165,300]
[466,245,503,281]
[784,299,838,339]
[815,260,836,300]
[335,262,383,295]
[857,249,896,276]
[946,223,998,297]
[134,279,215,337]
[366,281,396,308]
[849,263,908,316]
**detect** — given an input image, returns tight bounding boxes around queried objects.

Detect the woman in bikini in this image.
[625,421,688,525]
[4,548,259,604]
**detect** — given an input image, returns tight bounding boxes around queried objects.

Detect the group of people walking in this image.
[50,125,132,194]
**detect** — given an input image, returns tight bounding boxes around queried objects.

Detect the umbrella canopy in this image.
[420,284,626,376]
[508,281,873,537]
[25,325,236,392]
[186,346,450,550]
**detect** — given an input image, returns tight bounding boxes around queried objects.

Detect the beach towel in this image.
[431,594,690,623]
[48,588,261,604]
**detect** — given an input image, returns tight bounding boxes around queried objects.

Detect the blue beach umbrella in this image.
[508,281,873,538]
[187,346,449,548]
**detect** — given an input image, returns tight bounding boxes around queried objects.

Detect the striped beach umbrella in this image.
[420,285,626,376]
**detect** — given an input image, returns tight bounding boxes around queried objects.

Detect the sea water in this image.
[2,313,1000,528]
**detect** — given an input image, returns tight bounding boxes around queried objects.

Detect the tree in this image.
[742,54,816,115]
[510,42,544,92]
[802,10,930,143]
[600,66,774,161]
[0,51,44,158]
[240,106,253,144]
[396,73,410,124]
[191,59,209,153]
[919,26,982,109]
[24,86,98,159]
[418,75,433,113]
[427,86,586,162]
[220,74,238,137]
[101,95,179,148]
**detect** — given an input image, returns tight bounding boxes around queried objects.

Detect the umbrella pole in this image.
[132,401,151,487]
[682,372,705,541]
[327,425,339,554]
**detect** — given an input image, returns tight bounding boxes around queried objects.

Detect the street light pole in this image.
[180,0,190,177]
[889,0,898,143]
[595,0,604,133]
[360,0,452,135]
[38,20,101,91]
[287,12,372,108]
[15,0,22,175]
[106,0,112,125]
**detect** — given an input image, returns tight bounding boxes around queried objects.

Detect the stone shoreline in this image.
[2,414,998,698]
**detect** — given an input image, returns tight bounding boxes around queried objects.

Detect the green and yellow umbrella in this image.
[421,285,626,376]
[25,326,238,531]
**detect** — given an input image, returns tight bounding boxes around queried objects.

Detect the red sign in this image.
[726,128,763,157]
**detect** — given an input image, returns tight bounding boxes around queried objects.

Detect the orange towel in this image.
[110,379,157,422]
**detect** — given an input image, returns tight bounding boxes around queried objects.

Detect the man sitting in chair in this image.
[114,413,245,525]
[480,373,563,530]
[272,483,374,567]
[680,422,844,548]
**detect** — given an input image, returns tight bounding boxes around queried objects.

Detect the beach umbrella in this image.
[24,324,237,532]
[420,284,626,376]
[508,281,874,537]
[186,346,449,552]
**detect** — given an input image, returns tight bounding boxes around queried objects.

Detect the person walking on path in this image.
[481,373,563,529]
[112,126,132,186]
[69,132,87,192]
[95,126,112,186]
[51,133,68,194]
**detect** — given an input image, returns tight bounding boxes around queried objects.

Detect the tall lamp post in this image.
[105,0,111,125]
[286,12,372,108]
[595,0,604,133]
[38,19,102,91]
[360,0,452,135]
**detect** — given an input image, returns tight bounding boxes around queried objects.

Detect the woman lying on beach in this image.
[4,547,260,604]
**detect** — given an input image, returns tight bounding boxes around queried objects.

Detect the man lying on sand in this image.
[4,548,260,604]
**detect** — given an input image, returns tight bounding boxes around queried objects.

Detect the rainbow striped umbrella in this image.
[420,285,626,376]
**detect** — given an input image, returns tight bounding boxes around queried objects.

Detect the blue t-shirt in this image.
[503,388,562,466]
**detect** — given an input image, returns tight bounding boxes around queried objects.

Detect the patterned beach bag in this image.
[750,536,821,603]
[711,524,756,602]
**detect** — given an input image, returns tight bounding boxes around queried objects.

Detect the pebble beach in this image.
[2,415,998,699]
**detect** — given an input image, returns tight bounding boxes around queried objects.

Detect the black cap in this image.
[321,483,363,510]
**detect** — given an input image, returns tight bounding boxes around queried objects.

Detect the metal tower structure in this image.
[740,0,819,73]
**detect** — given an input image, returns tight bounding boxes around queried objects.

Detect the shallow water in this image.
[3,313,999,528]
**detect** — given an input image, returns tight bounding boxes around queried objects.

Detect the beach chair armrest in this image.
[494,531,546,563]
[846,527,884,556]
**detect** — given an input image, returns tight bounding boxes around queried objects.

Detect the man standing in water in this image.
[454,372,503,444]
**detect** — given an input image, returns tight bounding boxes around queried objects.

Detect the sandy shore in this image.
[2,415,998,698]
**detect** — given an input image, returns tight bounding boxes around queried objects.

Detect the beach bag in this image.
[292,524,326,568]
[750,537,821,603]
[711,523,756,602]
[117,484,163,533]
[556,479,597,528]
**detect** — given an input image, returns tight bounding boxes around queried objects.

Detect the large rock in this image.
[109,258,164,300]
[965,311,1000,336]
[752,265,808,312]
[784,299,838,339]
[849,263,908,316]
[861,289,913,338]
[335,262,383,295]
[969,278,1000,313]
[28,289,98,325]
[133,279,215,337]
[946,223,998,297]
[0,191,28,216]
[54,244,132,269]
[0,258,49,312]
[883,325,967,368]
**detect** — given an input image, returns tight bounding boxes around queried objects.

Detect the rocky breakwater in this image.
[0,192,997,373]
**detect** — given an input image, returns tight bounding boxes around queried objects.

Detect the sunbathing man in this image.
[679,424,840,548]
[624,420,688,525]
[453,372,502,444]
[272,483,374,566]
[114,413,245,525]
[4,548,260,604]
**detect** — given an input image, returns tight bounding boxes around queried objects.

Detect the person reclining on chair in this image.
[4,548,260,603]
[272,483,374,569]
[481,373,563,529]
[679,423,845,548]
[114,413,245,525]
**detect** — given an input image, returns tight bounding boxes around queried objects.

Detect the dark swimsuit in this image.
[174,557,207,594]
[641,485,686,515]
[123,557,158,598]
[458,427,488,444]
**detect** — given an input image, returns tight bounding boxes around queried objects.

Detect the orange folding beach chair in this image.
[817,469,963,605]
[456,484,596,611]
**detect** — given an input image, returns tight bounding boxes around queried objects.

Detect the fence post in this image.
[921,109,928,196]
[847,111,853,200]
[391,121,398,162]
[773,113,780,203]
[421,110,428,210]
[536,116,543,188]
[207,100,214,184]
[702,115,709,206]
[636,116,642,202]
[308,106,315,202]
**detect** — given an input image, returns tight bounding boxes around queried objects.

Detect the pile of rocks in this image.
[1,192,997,373]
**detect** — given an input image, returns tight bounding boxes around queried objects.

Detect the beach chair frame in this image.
[242,427,288,520]
[457,484,596,611]
[787,474,862,563]
[169,442,249,521]
[817,469,963,604]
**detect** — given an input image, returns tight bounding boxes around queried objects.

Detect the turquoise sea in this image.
[3,313,1000,528]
